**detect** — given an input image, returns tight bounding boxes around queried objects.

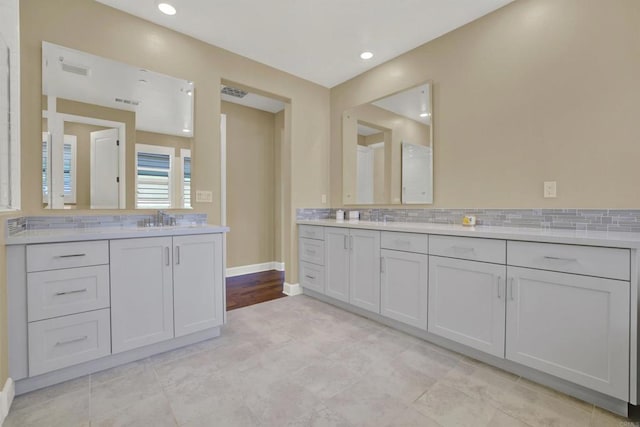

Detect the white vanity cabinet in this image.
[297,221,639,412]
[173,234,224,337]
[110,237,175,353]
[7,226,227,395]
[428,235,507,358]
[506,242,631,400]
[324,227,381,313]
[25,240,112,376]
[380,232,429,330]
[299,225,326,294]
[111,234,224,352]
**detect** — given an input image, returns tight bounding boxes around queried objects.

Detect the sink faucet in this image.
[383,215,393,225]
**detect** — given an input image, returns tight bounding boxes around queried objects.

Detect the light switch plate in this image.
[321,194,327,204]
[195,190,213,203]
[544,181,557,198]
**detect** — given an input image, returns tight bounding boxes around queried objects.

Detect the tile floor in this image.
[4,295,637,427]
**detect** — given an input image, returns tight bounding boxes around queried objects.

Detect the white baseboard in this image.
[283,282,302,296]
[0,378,15,426]
[226,261,285,278]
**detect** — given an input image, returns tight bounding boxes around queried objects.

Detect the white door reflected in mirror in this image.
[402,142,433,204]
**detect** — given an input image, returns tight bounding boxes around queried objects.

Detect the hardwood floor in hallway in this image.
[226,269,286,310]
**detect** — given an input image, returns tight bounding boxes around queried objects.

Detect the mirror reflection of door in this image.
[90,128,120,209]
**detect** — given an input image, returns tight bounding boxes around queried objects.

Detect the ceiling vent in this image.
[221,86,248,98]
[115,98,140,106]
[60,62,91,77]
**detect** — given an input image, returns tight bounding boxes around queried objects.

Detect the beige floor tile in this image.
[153,349,222,388]
[91,392,177,427]
[9,375,90,412]
[516,377,594,414]
[90,365,161,419]
[380,406,443,427]
[324,378,411,426]
[437,360,519,406]
[244,379,323,425]
[362,356,439,404]
[91,358,152,386]
[181,405,260,427]
[495,382,592,427]
[286,404,354,427]
[164,370,247,425]
[412,382,497,427]
[488,410,534,427]
[590,407,638,427]
[4,389,90,427]
[397,341,460,380]
[289,357,364,400]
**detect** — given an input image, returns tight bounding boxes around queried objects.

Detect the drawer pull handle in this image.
[451,246,475,253]
[165,247,170,266]
[497,276,502,298]
[56,253,86,258]
[344,235,348,250]
[509,277,515,301]
[55,288,88,296]
[56,335,88,346]
[175,246,181,265]
[305,274,316,280]
[543,256,577,262]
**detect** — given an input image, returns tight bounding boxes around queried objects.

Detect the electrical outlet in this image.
[195,190,213,203]
[544,181,557,198]
[321,194,327,204]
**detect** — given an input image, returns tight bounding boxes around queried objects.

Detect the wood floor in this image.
[226,269,286,311]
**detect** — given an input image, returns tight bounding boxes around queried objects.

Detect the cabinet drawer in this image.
[430,235,505,264]
[28,309,111,376]
[299,238,325,265]
[27,265,110,322]
[27,241,109,272]
[300,261,325,294]
[299,225,324,240]
[508,241,630,281]
[381,231,428,254]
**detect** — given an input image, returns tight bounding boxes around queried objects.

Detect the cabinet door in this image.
[506,267,629,400]
[349,229,381,313]
[173,234,224,337]
[110,237,174,353]
[324,227,350,302]
[381,249,428,329]
[428,256,506,358]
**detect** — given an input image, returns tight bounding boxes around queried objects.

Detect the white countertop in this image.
[298,219,640,249]
[5,224,229,245]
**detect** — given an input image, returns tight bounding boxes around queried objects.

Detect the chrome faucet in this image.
[383,215,393,225]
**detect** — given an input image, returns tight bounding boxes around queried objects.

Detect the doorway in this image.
[219,81,289,309]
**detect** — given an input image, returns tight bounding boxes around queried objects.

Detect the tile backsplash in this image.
[6,213,208,236]
[297,208,640,233]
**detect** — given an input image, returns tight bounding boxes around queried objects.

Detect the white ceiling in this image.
[43,42,194,137]
[96,0,515,88]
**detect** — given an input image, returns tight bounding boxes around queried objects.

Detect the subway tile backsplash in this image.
[296,208,640,232]
[6,213,208,236]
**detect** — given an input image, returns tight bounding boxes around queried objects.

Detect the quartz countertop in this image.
[5,224,229,245]
[297,219,640,249]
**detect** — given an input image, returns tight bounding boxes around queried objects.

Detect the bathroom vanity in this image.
[5,221,228,394]
[298,219,640,415]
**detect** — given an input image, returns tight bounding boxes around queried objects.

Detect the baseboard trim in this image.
[283,282,302,296]
[0,377,15,425]
[226,261,285,277]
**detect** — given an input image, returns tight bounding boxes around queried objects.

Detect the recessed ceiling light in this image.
[182,128,191,133]
[360,51,374,60]
[420,112,430,118]
[158,2,177,15]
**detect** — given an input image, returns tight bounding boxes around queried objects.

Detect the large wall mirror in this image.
[42,42,194,210]
[342,82,433,205]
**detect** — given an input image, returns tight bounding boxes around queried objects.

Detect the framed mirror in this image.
[342,82,433,205]
[42,42,194,209]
